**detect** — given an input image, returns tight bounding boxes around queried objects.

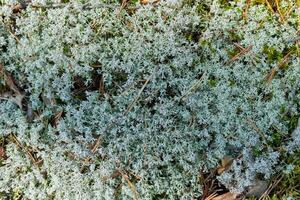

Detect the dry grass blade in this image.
[52,111,63,128]
[0,20,23,46]
[298,0,300,28]
[0,64,22,95]
[117,0,128,16]
[30,2,119,9]
[140,0,160,5]
[283,4,295,21]
[91,122,114,154]
[200,170,211,200]
[278,51,292,69]
[234,43,259,64]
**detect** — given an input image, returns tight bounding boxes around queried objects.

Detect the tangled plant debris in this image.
[0,0,300,199]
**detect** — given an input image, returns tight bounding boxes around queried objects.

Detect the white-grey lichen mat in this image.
[0,0,299,199]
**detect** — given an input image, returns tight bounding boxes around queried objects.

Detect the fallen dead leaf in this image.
[52,111,63,128]
[0,146,6,160]
[246,180,269,198]
[140,0,149,4]
[217,156,234,174]
[0,64,25,109]
[205,192,238,200]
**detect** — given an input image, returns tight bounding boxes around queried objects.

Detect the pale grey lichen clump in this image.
[0,0,299,199]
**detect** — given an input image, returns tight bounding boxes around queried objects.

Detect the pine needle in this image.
[124,69,156,115]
